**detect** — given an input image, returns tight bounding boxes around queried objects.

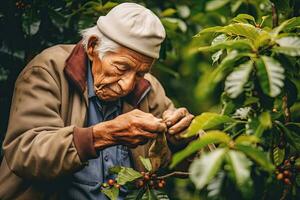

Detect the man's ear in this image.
[87,36,98,60]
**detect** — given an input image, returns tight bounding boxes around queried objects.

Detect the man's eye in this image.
[137,72,145,77]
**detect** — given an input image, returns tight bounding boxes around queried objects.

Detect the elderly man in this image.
[0,3,194,199]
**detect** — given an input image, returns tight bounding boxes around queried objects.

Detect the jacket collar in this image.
[64,42,151,107]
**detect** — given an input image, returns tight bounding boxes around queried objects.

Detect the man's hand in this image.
[162,108,194,144]
[92,109,167,149]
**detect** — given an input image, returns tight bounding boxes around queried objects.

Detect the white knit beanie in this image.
[97,3,166,59]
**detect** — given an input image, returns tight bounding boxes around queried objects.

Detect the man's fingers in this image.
[164,108,188,127]
[168,114,194,135]
[138,118,167,133]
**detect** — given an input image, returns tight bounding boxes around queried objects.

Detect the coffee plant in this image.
[171,13,300,200]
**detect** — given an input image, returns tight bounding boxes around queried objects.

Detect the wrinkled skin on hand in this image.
[162,107,194,145]
[92,109,167,149]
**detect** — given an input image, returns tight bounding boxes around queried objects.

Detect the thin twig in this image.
[271,2,278,27]
[157,171,190,179]
[282,94,291,123]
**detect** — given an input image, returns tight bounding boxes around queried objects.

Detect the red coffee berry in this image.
[107,179,115,186]
[283,178,291,185]
[115,184,121,189]
[144,174,150,181]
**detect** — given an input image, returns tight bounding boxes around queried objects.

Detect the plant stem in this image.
[282,94,291,123]
[157,171,190,179]
[271,2,278,27]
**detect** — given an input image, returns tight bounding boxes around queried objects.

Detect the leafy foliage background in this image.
[1,0,300,199]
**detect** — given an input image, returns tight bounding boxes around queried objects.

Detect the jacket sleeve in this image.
[2,66,92,181]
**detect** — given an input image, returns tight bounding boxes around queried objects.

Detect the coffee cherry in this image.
[136,180,145,188]
[283,178,291,185]
[141,172,146,176]
[157,182,164,188]
[115,184,121,189]
[107,179,115,186]
[144,174,150,181]
[283,170,292,177]
[277,173,284,180]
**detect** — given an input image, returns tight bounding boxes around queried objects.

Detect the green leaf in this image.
[198,39,253,52]
[101,187,119,200]
[232,14,256,24]
[222,23,260,41]
[189,148,227,189]
[116,167,142,185]
[235,135,260,145]
[195,26,224,36]
[256,56,285,97]
[171,130,231,168]
[141,189,170,200]
[226,150,253,197]
[272,147,285,166]
[276,121,300,151]
[109,166,122,174]
[205,0,230,11]
[125,188,146,200]
[182,112,235,138]
[259,112,272,129]
[272,17,300,36]
[235,144,275,172]
[161,8,177,17]
[139,156,152,172]
[225,60,253,98]
[273,37,300,56]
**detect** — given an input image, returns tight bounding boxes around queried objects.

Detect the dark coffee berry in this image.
[283,178,291,185]
[283,170,292,177]
[136,180,144,188]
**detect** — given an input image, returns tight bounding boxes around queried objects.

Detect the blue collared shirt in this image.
[65,61,132,199]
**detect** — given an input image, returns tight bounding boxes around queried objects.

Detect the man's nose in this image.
[118,72,136,93]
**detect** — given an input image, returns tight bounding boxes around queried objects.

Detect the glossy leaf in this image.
[141,189,170,200]
[232,14,256,24]
[235,144,274,172]
[102,187,119,200]
[139,156,152,172]
[171,130,231,168]
[272,17,300,36]
[272,147,285,166]
[225,60,253,98]
[125,188,146,200]
[226,150,253,197]
[256,56,285,97]
[276,121,300,151]
[273,37,300,56]
[189,148,227,189]
[198,39,253,52]
[205,0,230,11]
[182,112,235,138]
[116,167,142,185]
[235,135,260,145]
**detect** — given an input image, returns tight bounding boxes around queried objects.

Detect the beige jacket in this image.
[0,43,175,199]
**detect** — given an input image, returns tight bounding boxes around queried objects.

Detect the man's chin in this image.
[96,93,122,102]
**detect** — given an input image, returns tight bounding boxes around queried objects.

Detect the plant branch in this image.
[271,2,278,27]
[157,171,190,179]
[282,94,291,123]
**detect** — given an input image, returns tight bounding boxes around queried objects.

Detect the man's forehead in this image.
[115,47,154,65]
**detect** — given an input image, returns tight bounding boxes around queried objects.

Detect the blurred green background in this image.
[0,0,299,199]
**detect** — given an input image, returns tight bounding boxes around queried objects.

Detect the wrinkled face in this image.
[91,47,154,101]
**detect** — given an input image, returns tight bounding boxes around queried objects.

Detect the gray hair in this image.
[81,26,120,59]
